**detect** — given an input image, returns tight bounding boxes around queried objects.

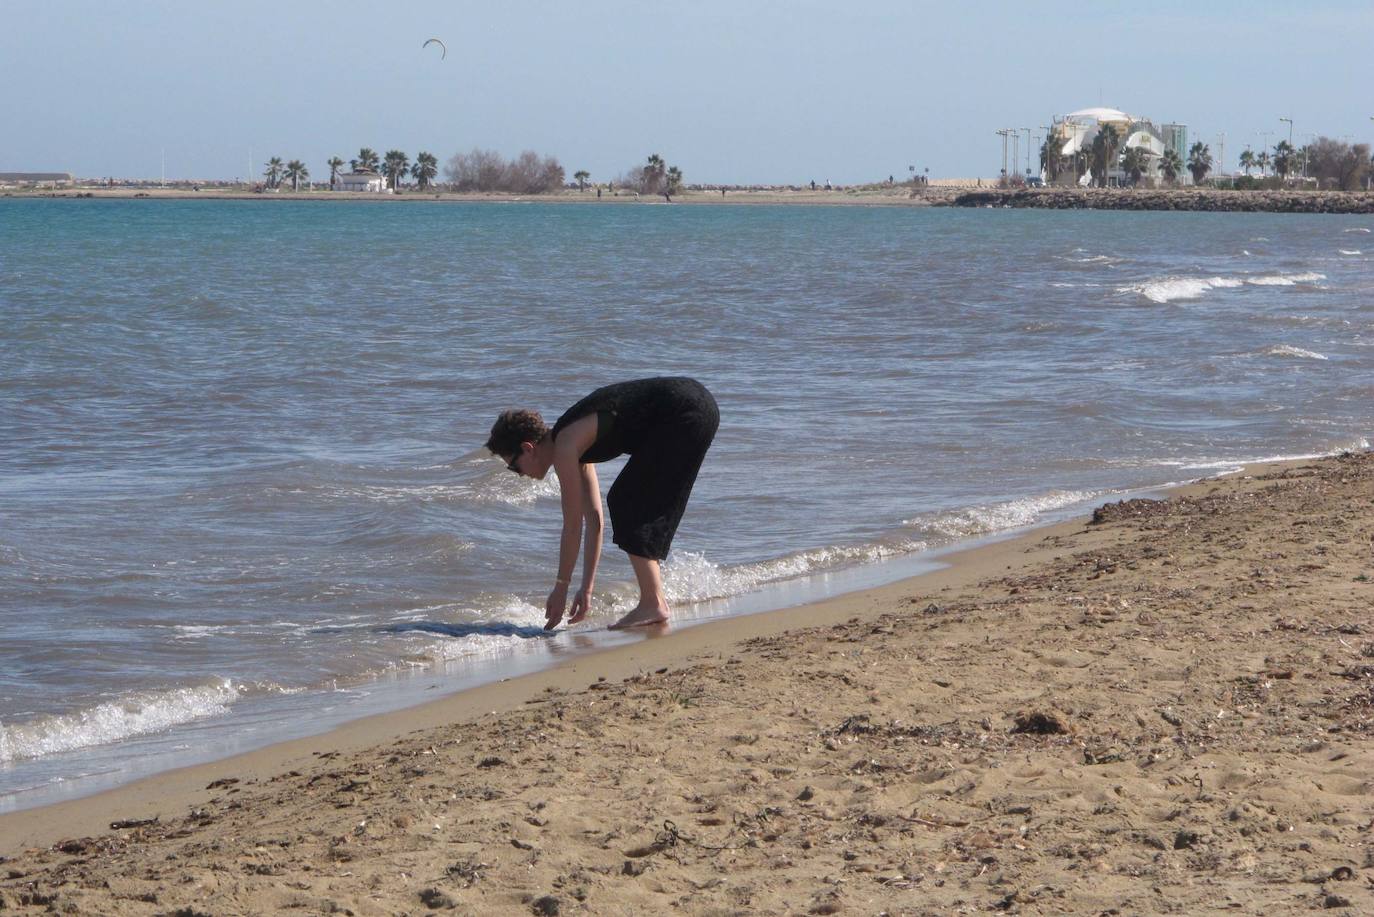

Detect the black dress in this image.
[550,377,719,560]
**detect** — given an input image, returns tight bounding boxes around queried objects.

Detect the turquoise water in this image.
[2,199,1371,805]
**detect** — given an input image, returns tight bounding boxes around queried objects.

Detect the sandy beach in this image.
[2,452,1372,914]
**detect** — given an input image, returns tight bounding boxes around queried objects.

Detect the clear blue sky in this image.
[4,0,1372,183]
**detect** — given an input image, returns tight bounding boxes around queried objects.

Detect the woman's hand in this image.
[545,582,569,630]
[568,585,593,624]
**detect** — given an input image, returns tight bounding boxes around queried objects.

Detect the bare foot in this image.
[609,605,670,630]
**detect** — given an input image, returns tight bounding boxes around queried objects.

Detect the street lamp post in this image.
[996,129,1011,183]
[1021,128,1033,176]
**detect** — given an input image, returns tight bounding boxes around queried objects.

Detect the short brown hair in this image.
[485,409,549,458]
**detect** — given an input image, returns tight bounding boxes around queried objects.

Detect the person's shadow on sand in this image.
[378,621,552,640]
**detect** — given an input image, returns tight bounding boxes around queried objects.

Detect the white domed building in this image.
[1047,108,1188,186]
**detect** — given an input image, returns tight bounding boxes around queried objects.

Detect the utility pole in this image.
[996,129,1011,183]
[1010,130,1019,183]
[1021,128,1033,176]
[1217,133,1225,179]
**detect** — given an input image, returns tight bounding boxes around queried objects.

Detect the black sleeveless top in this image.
[549,377,708,464]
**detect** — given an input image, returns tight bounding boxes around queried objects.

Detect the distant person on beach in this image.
[487,378,719,631]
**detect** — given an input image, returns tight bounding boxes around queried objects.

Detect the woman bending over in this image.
[486,377,719,630]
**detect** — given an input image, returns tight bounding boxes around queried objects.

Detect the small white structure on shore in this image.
[336,172,386,192]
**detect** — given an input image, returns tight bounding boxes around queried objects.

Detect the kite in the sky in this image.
[423,38,447,59]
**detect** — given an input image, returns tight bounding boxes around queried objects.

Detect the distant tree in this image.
[621,153,679,196]
[1306,136,1371,190]
[665,165,683,197]
[445,148,507,191]
[1120,147,1148,186]
[1256,151,1271,178]
[573,170,590,191]
[284,159,309,191]
[1089,124,1119,187]
[1238,149,1256,176]
[1039,133,1064,183]
[411,151,438,190]
[1272,141,1296,181]
[327,156,345,189]
[352,148,380,172]
[383,150,410,190]
[1160,148,1183,186]
[264,156,284,189]
[1187,142,1212,184]
[442,148,563,193]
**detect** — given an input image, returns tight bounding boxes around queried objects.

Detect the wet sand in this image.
[2,453,1372,914]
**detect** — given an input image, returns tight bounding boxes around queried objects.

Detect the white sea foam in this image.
[915,490,1098,539]
[1120,272,1326,303]
[659,541,926,606]
[1246,271,1325,286]
[1338,249,1362,255]
[0,681,240,764]
[1343,227,1371,233]
[1122,277,1242,303]
[1260,344,1328,360]
[1149,439,1369,473]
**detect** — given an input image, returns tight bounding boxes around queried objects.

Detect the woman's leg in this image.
[610,554,670,629]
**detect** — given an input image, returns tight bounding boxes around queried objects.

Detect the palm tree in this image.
[1089,124,1119,187]
[1039,134,1063,183]
[1256,151,1271,178]
[264,156,284,189]
[1187,142,1213,184]
[1120,147,1148,186]
[665,166,683,198]
[1238,149,1256,176]
[327,156,345,190]
[410,151,438,190]
[382,150,409,190]
[573,170,590,191]
[1273,141,1296,180]
[352,148,380,172]
[644,153,666,194]
[284,160,309,191]
[1160,149,1183,186]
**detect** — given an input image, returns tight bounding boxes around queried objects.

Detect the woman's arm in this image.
[569,464,603,623]
[545,414,598,629]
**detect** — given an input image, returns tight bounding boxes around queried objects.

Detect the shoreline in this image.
[4,452,1371,913]
[8,186,1374,213]
[0,498,1102,852]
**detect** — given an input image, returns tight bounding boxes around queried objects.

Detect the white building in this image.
[336,172,386,192]
[1049,108,1180,186]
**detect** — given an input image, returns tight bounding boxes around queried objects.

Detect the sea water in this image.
[2,199,1371,809]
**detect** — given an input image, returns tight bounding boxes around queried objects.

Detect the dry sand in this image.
[2,453,1372,915]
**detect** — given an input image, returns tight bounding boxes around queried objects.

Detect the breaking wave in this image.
[1120,272,1326,303]
[0,681,242,764]
[1259,344,1328,360]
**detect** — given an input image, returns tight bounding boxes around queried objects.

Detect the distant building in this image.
[0,172,74,188]
[1046,108,1184,186]
[336,171,386,192]
[1161,124,1189,183]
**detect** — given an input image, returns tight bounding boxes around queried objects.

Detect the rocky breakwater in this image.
[951,187,1374,214]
